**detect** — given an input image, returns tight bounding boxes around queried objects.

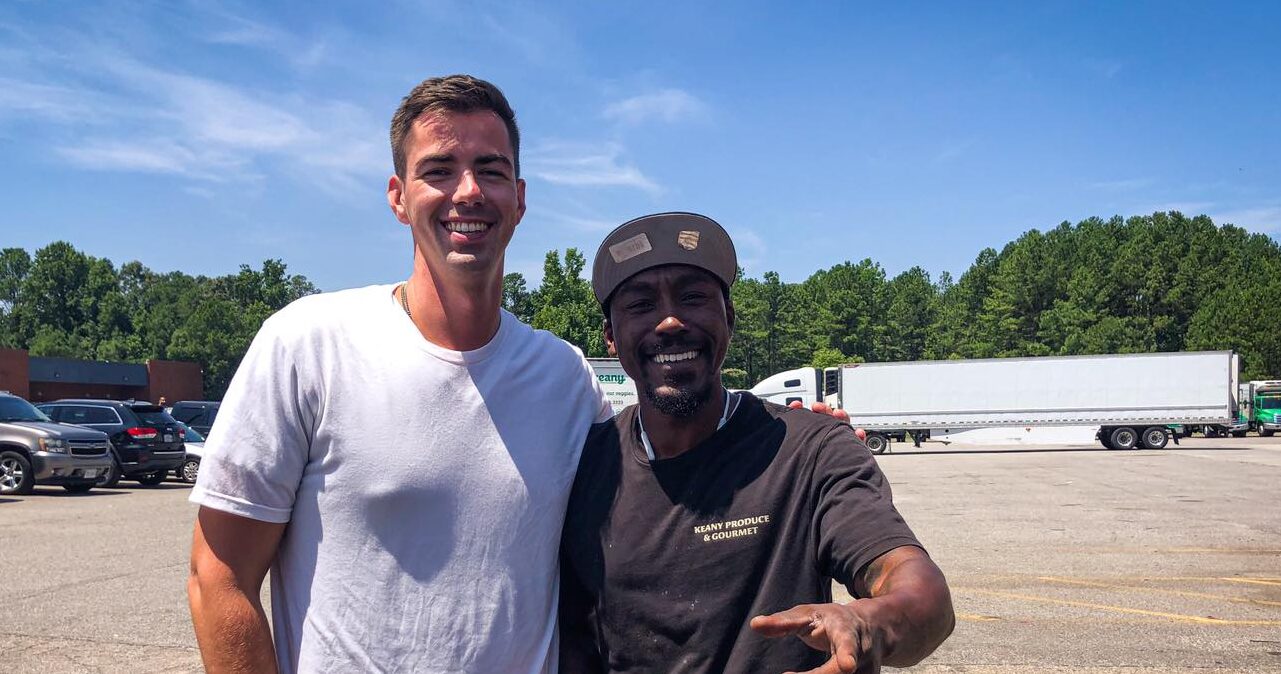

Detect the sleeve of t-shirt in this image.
[576,354,614,423]
[811,423,922,594]
[188,311,317,524]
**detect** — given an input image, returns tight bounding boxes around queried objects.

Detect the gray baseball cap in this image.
[591,212,738,306]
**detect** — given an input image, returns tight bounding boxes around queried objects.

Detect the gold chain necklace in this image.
[398,282,412,321]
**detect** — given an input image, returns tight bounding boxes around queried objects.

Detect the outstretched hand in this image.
[750,602,883,674]
[789,400,850,423]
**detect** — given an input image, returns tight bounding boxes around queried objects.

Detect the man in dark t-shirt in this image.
[560,212,955,673]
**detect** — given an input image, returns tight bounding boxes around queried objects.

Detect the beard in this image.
[644,376,715,418]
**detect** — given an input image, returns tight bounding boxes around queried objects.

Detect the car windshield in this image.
[178,423,205,442]
[0,397,52,423]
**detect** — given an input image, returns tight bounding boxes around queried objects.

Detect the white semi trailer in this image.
[588,358,638,414]
[750,351,1239,453]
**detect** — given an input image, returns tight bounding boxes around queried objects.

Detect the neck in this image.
[404,255,504,351]
[640,385,729,460]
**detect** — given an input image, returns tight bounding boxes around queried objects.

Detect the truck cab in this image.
[749,367,824,408]
[1251,381,1281,436]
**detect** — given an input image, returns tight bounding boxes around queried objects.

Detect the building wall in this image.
[28,381,148,403]
[0,348,30,399]
[146,360,204,404]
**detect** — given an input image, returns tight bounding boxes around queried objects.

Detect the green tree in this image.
[502,272,535,323]
[531,249,606,357]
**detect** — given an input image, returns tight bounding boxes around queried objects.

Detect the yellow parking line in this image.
[956,613,1001,622]
[1037,576,1281,608]
[956,588,1281,626]
[1223,578,1281,587]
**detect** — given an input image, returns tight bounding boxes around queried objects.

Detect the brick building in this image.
[0,348,203,403]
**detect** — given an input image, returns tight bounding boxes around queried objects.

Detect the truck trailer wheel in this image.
[1140,427,1170,449]
[864,433,889,454]
[1109,427,1139,450]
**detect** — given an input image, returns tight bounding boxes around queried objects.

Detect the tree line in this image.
[0,242,316,397]
[505,212,1281,386]
[3,212,1278,398]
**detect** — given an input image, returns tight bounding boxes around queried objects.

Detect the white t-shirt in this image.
[190,284,611,673]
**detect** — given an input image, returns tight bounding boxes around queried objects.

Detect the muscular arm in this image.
[751,545,954,672]
[852,545,954,666]
[188,506,287,674]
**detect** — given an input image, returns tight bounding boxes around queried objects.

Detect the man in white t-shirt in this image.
[186,75,611,673]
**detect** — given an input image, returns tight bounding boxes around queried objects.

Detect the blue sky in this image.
[2,1,1279,291]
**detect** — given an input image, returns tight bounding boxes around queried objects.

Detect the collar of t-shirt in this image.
[637,389,742,461]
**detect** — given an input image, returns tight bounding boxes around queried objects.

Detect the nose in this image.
[453,170,484,205]
[655,313,687,335]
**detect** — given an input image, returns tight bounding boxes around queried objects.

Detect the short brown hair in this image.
[390,74,520,179]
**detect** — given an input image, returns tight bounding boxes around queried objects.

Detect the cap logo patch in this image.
[677,230,700,250]
[609,233,653,263]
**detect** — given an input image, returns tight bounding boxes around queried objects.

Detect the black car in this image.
[169,400,220,437]
[37,399,186,487]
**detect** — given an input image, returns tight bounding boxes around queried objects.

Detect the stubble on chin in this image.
[644,379,714,418]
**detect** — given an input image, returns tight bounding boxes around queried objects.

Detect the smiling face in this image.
[605,265,734,418]
[387,110,526,284]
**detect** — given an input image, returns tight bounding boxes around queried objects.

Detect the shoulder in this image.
[745,393,871,460]
[260,285,393,339]
[502,312,598,377]
[578,407,632,466]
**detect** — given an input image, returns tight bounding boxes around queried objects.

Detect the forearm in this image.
[188,570,279,673]
[861,555,954,667]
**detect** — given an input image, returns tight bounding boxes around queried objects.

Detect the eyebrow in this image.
[615,270,720,297]
[413,152,513,174]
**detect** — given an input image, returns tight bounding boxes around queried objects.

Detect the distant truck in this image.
[750,351,1239,453]
[1240,380,1281,437]
[588,358,638,414]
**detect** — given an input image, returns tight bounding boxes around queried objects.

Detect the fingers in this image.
[853,427,867,441]
[750,605,820,637]
[786,655,856,674]
[789,400,804,409]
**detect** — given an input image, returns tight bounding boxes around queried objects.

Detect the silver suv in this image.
[0,393,113,495]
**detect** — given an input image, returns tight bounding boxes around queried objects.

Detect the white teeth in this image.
[445,221,489,233]
[653,350,699,363]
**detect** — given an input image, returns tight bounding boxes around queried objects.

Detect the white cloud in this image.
[1208,206,1281,233]
[526,141,661,194]
[603,89,708,125]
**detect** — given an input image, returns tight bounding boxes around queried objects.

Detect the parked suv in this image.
[38,399,185,487]
[0,393,113,495]
[169,400,220,437]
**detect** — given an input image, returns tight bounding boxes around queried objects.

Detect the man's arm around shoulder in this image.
[188,506,286,674]
[751,545,955,672]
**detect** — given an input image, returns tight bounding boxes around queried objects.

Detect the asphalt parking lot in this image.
[2,436,1279,673]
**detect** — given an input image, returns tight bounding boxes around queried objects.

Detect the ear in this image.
[514,177,527,226]
[604,317,618,357]
[388,174,410,225]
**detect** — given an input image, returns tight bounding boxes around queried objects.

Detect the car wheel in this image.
[179,458,200,484]
[864,433,889,454]
[0,450,36,495]
[1109,427,1139,450]
[62,483,94,494]
[96,460,121,488]
[136,471,167,486]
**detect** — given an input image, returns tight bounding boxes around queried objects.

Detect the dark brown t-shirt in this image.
[559,392,921,674]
